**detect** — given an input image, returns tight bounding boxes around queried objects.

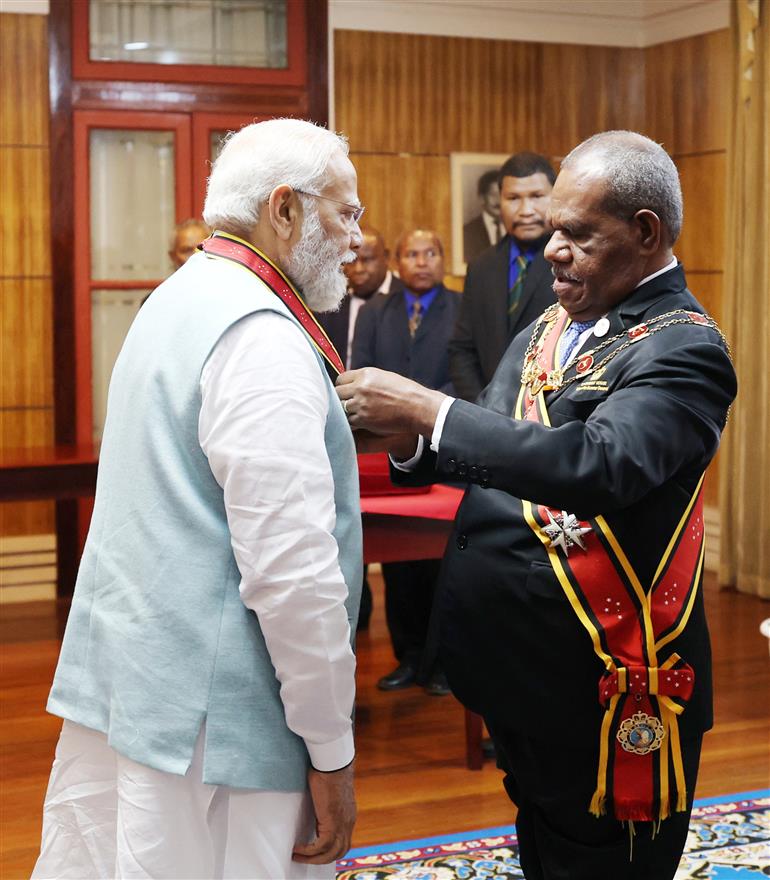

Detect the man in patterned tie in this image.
[352,229,460,695]
[450,152,558,403]
[338,132,737,880]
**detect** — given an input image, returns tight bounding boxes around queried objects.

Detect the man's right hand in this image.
[292,762,356,864]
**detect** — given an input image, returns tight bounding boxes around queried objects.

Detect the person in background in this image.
[169,217,211,269]
[318,227,404,372]
[463,169,505,264]
[33,119,363,880]
[450,152,557,402]
[352,229,459,696]
[337,131,736,880]
[317,227,404,630]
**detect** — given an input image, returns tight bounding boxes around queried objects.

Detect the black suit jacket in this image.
[449,236,556,402]
[395,266,736,743]
[352,284,461,394]
[463,214,495,265]
[317,276,405,369]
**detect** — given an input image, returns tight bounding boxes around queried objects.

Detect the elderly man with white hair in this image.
[33,119,364,880]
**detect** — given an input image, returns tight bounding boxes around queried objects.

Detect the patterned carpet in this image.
[337,790,770,879]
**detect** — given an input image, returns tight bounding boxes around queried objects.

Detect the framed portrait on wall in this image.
[450,152,510,276]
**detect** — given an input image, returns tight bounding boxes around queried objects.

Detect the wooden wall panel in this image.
[352,152,453,268]
[336,30,543,155]
[0,280,53,409]
[1,14,54,543]
[676,152,726,272]
[539,43,646,157]
[0,14,48,147]
[336,31,648,158]
[686,273,724,324]
[644,29,730,156]
[0,147,51,277]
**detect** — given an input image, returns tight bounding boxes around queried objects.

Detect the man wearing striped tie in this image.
[450,152,558,403]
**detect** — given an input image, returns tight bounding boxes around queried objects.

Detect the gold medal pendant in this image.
[616,712,665,755]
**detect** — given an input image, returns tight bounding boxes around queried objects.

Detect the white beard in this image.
[284,207,354,313]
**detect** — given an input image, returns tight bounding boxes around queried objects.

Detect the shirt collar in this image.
[404,285,440,313]
[634,255,678,290]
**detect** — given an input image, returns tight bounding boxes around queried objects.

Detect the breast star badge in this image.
[541,509,592,556]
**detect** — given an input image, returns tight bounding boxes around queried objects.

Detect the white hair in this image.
[562,131,683,244]
[203,118,349,232]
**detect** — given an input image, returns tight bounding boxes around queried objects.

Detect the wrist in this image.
[409,389,447,437]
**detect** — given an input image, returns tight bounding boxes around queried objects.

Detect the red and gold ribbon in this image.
[199,231,345,376]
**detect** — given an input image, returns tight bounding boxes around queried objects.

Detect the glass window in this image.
[91,288,151,441]
[89,0,288,69]
[90,128,176,280]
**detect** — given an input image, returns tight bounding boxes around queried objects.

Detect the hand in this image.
[337,368,446,437]
[292,762,356,864]
[354,429,420,459]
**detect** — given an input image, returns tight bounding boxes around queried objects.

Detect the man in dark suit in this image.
[450,152,558,402]
[352,229,460,696]
[463,169,504,264]
[318,227,404,370]
[338,132,736,880]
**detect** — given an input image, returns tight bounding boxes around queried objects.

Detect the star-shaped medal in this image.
[541,509,592,556]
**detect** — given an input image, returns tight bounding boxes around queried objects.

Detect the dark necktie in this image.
[508,254,529,324]
[408,300,423,338]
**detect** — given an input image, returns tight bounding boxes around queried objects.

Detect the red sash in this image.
[199,231,345,376]
[516,307,704,822]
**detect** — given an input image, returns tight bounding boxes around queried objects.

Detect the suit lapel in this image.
[486,242,510,356]
[413,285,446,345]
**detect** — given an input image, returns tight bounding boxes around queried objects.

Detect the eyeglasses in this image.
[294,189,365,224]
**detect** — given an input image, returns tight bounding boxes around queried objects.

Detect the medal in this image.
[594,317,610,338]
[541,509,592,556]
[616,712,665,755]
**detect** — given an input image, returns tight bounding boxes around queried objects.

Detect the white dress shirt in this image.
[482,211,504,245]
[394,256,680,464]
[199,311,356,772]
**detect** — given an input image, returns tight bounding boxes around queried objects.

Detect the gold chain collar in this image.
[520,305,731,398]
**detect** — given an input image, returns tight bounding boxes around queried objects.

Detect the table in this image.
[361,483,487,770]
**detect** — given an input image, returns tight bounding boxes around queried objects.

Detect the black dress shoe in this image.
[377,662,418,691]
[424,670,451,696]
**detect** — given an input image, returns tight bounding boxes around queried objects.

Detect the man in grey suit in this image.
[450,152,557,402]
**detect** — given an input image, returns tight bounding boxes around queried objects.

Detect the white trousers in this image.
[32,721,333,880]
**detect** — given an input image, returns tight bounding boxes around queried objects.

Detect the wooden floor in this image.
[1,572,768,877]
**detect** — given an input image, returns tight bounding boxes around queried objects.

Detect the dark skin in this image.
[344,231,389,298]
[337,159,673,449]
[500,171,553,243]
[397,229,444,293]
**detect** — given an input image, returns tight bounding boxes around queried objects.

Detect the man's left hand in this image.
[336,368,446,437]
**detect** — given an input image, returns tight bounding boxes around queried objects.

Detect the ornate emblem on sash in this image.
[617,712,665,755]
[541,509,592,556]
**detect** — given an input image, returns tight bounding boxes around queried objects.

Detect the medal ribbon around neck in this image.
[199,231,345,376]
[514,313,705,823]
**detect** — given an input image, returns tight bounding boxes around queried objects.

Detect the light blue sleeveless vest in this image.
[47,252,362,791]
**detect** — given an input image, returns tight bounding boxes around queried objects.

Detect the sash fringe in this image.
[589,790,607,817]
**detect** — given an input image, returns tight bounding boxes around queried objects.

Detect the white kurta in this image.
[33,310,356,879]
